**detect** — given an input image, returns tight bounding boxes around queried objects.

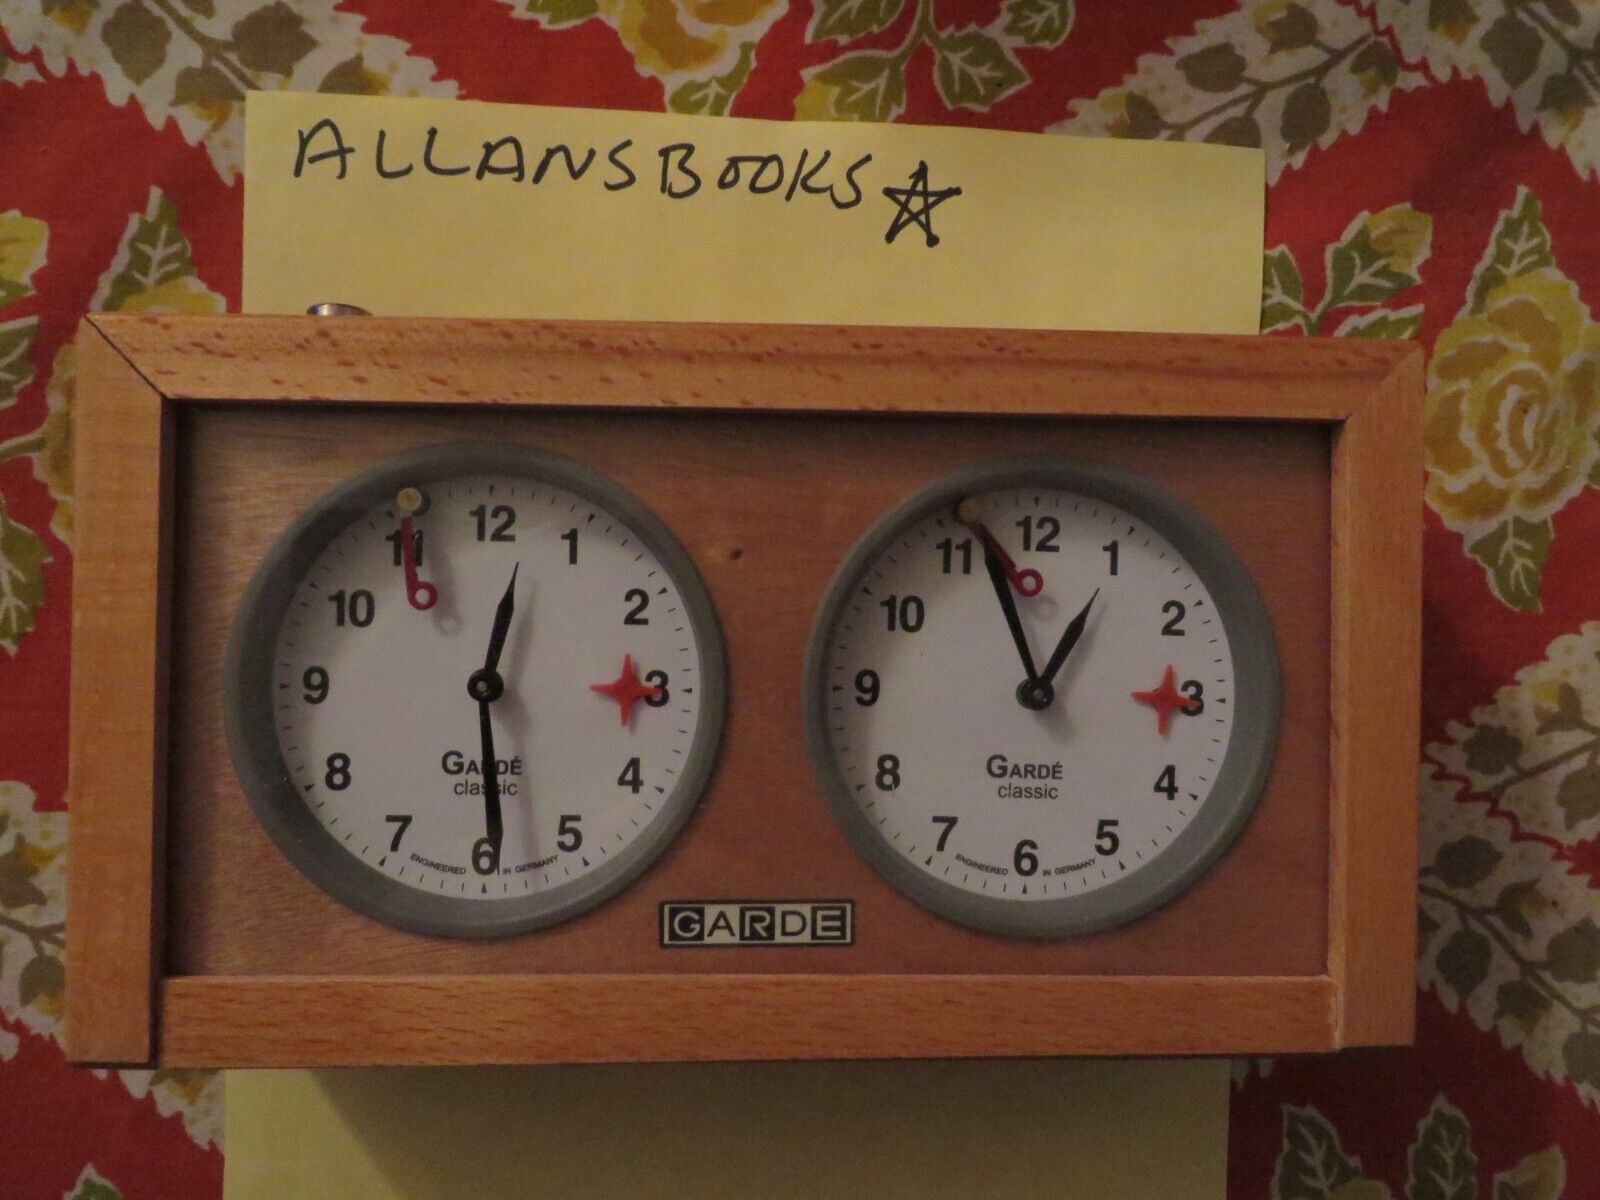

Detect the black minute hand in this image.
[467,563,519,866]
[981,537,1038,682]
[478,698,502,846]
[1038,588,1100,688]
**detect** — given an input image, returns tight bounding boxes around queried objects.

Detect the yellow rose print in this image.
[1426,269,1600,533]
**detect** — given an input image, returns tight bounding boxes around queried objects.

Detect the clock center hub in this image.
[467,668,505,703]
[1016,679,1054,711]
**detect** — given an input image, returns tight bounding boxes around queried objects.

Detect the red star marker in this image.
[590,654,662,727]
[1132,665,1190,736]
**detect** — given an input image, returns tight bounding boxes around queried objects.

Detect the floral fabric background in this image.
[1,0,1597,1195]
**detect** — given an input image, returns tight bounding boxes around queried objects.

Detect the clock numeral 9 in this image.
[302,666,329,704]
[324,752,351,791]
[854,669,880,707]
[880,594,924,633]
[874,754,901,791]
[644,669,670,706]
[1013,839,1039,877]
[470,503,517,542]
[623,588,650,625]
[1095,819,1120,856]
[557,814,583,852]
[329,589,374,628]
[472,836,500,876]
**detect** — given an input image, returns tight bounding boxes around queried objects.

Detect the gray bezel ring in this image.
[801,457,1281,939]
[223,441,727,939]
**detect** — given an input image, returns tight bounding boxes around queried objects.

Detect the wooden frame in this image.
[66,314,1422,1067]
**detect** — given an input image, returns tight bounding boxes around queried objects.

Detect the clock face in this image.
[225,442,726,938]
[803,459,1280,938]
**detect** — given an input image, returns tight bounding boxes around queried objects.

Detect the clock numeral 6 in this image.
[1013,839,1039,877]
[1095,819,1120,856]
[472,836,500,876]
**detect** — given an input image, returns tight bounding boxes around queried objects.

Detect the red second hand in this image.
[399,515,438,611]
[962,515,1044,598]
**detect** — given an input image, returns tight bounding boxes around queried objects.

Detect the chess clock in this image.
[804,459,1279,937]
[65,314,1423,1068]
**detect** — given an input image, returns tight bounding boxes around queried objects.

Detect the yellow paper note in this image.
[234,92,1259,1200]
[225,1060,1227,1200]
[244,92,1262,333]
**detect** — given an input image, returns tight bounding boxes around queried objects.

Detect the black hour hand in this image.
[1038,588,1100,688]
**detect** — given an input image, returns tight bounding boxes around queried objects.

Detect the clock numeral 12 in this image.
[471,504,516,542]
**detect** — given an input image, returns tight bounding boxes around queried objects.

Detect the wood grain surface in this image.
[158,973,1339,1066]
[92,313,1411,420]
[165,407,1333,979]
[65,324,170,1064]
[1328,350,1424,1045]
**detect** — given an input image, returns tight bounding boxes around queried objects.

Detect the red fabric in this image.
[4,2,1598,1195]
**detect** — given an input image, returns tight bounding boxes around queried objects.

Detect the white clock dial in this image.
[804,459,1279,938]
[226,443,726,937]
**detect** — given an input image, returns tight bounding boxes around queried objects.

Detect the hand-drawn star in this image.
[881,161,963,248]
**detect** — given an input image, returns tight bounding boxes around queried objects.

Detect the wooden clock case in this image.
[65,314,1422,1067]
